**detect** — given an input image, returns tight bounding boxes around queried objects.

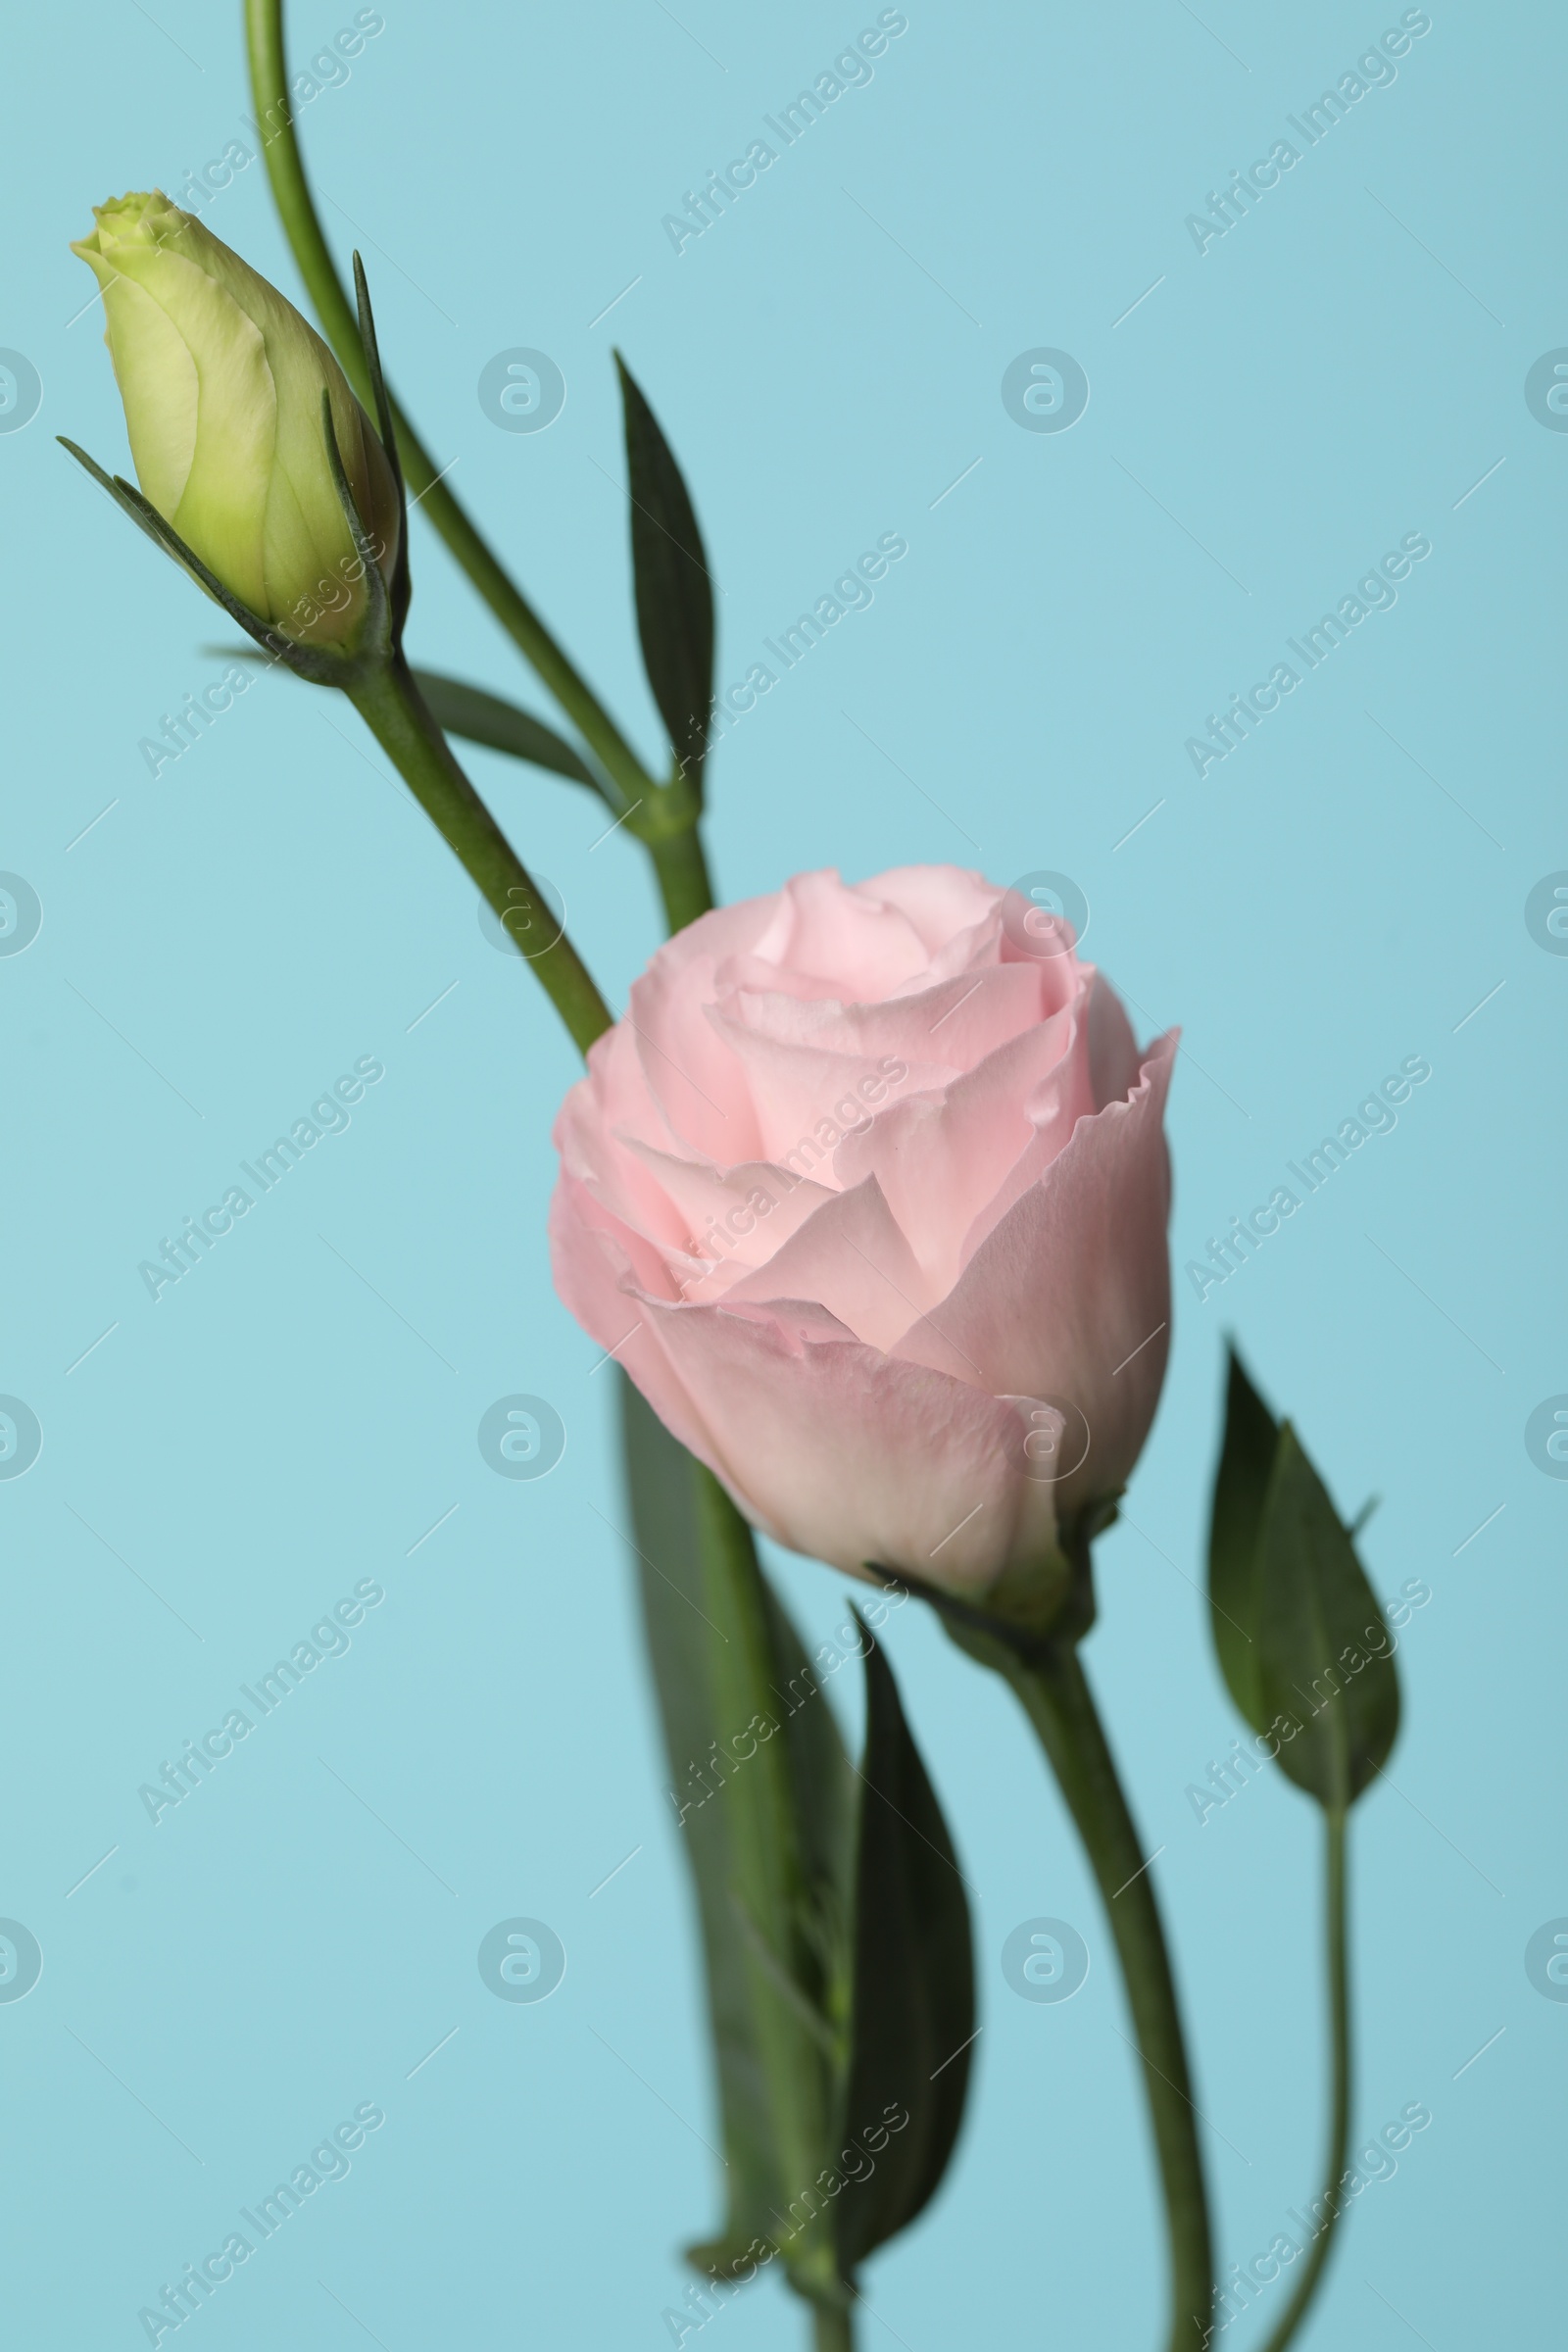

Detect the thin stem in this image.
[1259,1811,1350,2352]
[1002,1641,1212,2351]
[348,657,612,1056]
[244,0,654,815]
[811,2301,856,2352]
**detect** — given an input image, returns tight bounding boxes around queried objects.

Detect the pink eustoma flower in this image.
[550,866,1175,1614]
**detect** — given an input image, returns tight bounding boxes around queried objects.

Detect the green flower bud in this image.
[72,191,400,649]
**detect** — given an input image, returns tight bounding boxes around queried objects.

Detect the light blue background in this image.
[3,1,1561,2343]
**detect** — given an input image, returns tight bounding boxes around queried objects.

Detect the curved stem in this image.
[348,656,612,1055]
[245,0,653,815]
[1000,1641,1212,2351]
[1260,1811,1350,2352]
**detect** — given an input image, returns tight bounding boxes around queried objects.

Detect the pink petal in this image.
[833,997,1093,1291]
[1087,970,1145,1111]
[749,868,937,997]
[724,959,1049,1075]
[858,863,1006,954]
[547,1177,718,1471]
[722,1174,937,1350]
[627,950,766,1163]
[616,1139,836,1295]
[636,1292,1060,1589]
[891,1033,1178,1515]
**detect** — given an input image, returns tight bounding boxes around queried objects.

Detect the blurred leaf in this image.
[834,1615,975,2274]
[614,354,714,796]
[618,1376,851,2279]
[759,1572,856,1946]
[618,1376,779,2264]
[1206,1346,1399,1811]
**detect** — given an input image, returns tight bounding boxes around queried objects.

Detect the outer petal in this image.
[891,1032,1178,1516]
[73,251,198,515]
[1087,969,1145,1112]
[547,1174,714,1467]
[635,1293,1059,1590]
[99,235,274,614]
[627,951,766,1162]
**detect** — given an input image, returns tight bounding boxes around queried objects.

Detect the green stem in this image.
[1000,1640,1212,2351]
[649,820,716,930]
[1259,1811,1350,2352]
[812,2303,856,2352]
[245,0,654,816]
[691,1469,841,2316]
[348,657,612,1055]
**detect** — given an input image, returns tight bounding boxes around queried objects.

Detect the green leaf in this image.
[834,1614,975,2275]
[757,1570,856,1956]
[618,1376,778,2265]
[617,1376,851,2280]
[613,354,714,797]
[1206,1347,1399,1812]
[1206,1344,1280,1732]
[1255,1427,1401,1810]
[409,669,601,790]
[207,642,600,790]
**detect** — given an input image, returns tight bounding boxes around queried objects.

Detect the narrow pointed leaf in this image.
[1206,1347,1400,1811]
[60,441,304,668]
[834,1616,975,2274]
[1255,1427,1400,1809]
[411,671,601,790]
[350,252,411,632]
[1206,1344,1280,1730]
[614,354,713,796]
[318,388,392,659]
